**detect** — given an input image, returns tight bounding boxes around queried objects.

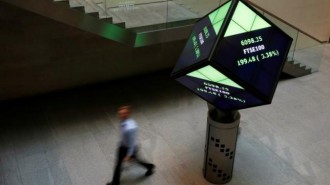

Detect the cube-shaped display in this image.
[171,0,293,111]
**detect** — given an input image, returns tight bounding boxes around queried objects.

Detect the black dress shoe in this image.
[145,165,155,176]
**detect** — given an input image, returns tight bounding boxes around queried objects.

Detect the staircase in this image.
[54,0,126,28]
[0,0,200,47]
[53,0,217,29]
[53,0,203,44]
[282,60,312,77]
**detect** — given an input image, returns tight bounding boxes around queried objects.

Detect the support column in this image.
[203,104,240,184]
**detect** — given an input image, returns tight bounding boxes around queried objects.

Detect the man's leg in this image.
[131,147,155,176]
[109,146,127,185]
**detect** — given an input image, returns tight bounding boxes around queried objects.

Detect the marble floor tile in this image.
[0,151,18,173]
[2,171,23,185]
[17,152,48,175]
[48,164,73,185]
[274,146,311,167]
[293,160,330,185]
[0,44,329,185]
[20,168,54,185]
[0,177,3,185]
[259,134,291,153]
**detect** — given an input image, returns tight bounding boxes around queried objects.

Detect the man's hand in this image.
[124,156,131,161]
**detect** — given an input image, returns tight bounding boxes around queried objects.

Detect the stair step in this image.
[72,0,107,17]
[83,1,100,13]
[72,6,85,13]
[57,0,125,26]
[91,0,103,4]
[99,9,126,28]
[101,17,113,23]
[87,12,100,18]
[96,3,108,18]
[69,0,83,8]
[54,0,70,7]
[286,60,294,64]
[282,61,312,77]
[114,22,126,28]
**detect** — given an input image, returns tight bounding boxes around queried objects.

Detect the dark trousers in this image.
[111,146,153,185]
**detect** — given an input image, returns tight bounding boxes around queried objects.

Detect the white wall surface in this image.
[249,0,330,42]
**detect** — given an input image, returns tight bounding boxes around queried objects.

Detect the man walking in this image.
[107,105,155,185]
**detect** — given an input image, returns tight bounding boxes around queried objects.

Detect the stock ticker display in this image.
[171,0,292,111]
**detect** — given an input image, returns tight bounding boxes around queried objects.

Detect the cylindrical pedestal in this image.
[203,106,240,184]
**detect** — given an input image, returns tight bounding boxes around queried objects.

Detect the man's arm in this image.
[124,129,136,161]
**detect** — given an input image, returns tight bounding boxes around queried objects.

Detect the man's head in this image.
[117,105,132,121]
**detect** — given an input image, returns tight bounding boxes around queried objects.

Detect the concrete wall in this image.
[0,2,186,101]
[249,0,330,42]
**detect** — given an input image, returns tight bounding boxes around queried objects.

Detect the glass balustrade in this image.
[69,0,325,70]
[254,7,324,72]
[292,32,324,72]
[72,0,224,29]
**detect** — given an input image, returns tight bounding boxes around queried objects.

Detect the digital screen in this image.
[176,65,264,110]
[172,0,292,111]
[212,1,292,100]
[171,1,232,74]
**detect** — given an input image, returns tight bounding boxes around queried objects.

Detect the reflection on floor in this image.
[0,44,330,185]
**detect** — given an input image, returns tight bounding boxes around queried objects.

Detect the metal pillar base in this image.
[203,104,240,184]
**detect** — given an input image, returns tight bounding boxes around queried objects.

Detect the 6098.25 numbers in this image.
[241,36,263,46]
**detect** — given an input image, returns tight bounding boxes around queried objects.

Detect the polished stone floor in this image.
[0,44,329,185]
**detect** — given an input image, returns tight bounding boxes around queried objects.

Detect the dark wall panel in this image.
[0,2,186,101]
